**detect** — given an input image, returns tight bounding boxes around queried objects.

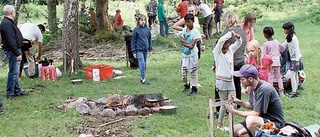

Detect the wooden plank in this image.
[228,96,234,137]
[209,99,214,137]
[211,100,233,107]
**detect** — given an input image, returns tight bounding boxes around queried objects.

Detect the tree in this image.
[47,0,59,35]
[95,0,113,30]
[14,0,21,24]
[62,0,82,73]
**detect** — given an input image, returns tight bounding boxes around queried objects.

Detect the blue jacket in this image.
[131,25,152,54]
[0,17,23,56]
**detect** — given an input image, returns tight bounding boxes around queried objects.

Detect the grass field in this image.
[0,0,320,136]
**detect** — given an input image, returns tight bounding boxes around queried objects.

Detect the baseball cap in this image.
[233,64,258,79]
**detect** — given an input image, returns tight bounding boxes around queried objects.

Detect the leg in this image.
[215,86,220,112]
[4,51,21,97]
[159,21,164,36]
[136,52,146,80]
[217,90,236,128]
[19,52,27,78]
[24,47,35,77]
[203,15,210,39]
[274,66,284,92]
[208,14,214,38]
[245,116,265,137]
[267,67,275,84]
[164,20,169,37]
[148,16,152,28]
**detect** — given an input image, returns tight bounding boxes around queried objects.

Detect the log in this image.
[98,118,125,127]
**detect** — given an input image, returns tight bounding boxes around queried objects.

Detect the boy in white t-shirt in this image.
[195,2,213,40]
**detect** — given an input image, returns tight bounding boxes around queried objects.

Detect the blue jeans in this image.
[136,52,147,80]
[4,50,22,96]
[159,20,169,37]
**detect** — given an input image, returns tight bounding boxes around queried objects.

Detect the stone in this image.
[89,108,101,116]
[96,97,108,104]
[87,101,97,109]
[115,108,126,116]
[138,107,150,116]
[100,108,116,117]
[125,105,138,116]
[150,107,160,113]
[76,103,91,114]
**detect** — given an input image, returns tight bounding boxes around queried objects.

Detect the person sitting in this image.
[150,20,160,38]
[225,64,285,137]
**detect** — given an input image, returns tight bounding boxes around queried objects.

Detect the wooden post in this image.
[125,44,129,68]
[228,95,234,137]
[209,99,214,137]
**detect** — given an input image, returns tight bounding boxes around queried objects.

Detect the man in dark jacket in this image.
[0,5,28,99]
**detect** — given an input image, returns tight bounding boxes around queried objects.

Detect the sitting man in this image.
[225,64,285,137]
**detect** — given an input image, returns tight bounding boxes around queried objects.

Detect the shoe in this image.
[0,108,4,114]
[201,44,206,51]
[217,125,229,132]
[278,92,285,97]
[189,87,197,96]
[140,79,150,85]
[214,111,219,119]
[29,75,36,79]
[183,83,190,92]
[288,92,298,98]
[16,91,29,97]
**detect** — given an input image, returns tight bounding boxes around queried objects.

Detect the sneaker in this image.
[201,44,206,51]
[140,79,150,85]
[16,91,29,97]
[0,108,4,114]
[278,92,286,97]
[288,92,298,98]
[217,125,229,132]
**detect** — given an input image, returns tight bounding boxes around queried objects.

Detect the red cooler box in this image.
[85,64,113,80]
[41,66,57,81]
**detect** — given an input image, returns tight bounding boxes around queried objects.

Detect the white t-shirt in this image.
[196,4,212,18]
[20,23,43,43]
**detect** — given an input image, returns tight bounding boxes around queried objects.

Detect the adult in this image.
[195,1,213,40]
[79,3,89,30]
[0,5,29,99]
[213,0,224,34]
[176,0,188,19]
[225,64,285,137]
[19,23,45,79]
[146,0,157,28]
[157,0,169,37]
[240,12,256,42]
[220,11,247,108]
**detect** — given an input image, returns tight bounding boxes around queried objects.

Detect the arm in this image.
[229,32,242,52]
[3,23,21,56]
[213,31,232,55]
[37,42,43,60]
[292,38,301,61]
[173,18,185,31]
[131,29,137,54]
[180,37,197,49]
[148,30,152,52]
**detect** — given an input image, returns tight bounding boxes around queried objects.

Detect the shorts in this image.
[214,9,223,22]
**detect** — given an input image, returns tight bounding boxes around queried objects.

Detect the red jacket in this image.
[176,1,188,18]
[113,13,123,28]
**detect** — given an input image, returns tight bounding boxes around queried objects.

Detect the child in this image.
[212,31,242,130]
[240,12,256,42]
[150,20,160,38]
[281,22,302,98]
[261,26,285,96]
[246,40,273,81]
[180,13,201,96]
[113,9,123,28]
[134,9,141,21]
[131,14,152,84]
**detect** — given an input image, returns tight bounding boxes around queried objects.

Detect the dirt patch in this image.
[66,115,140,137]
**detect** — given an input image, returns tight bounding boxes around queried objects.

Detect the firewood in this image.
[98,118,125,127]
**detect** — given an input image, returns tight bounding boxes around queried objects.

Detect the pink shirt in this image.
[240,23,253,42]
[262,39,282,67]
[246,55,273,81]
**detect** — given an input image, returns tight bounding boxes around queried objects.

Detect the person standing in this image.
[131,14,152,84]
[146,0,157,28]
[213,0,224,35]
[240,12,256,42]
[212,31,242,130]
[19,23,45,79]
[113,9,124,29]
[261,26,284,96]
[281,22,302,98]
[225,64,285,137]
[0,5,29,99]
[195,1,213,40]
[180,14,201,96]
[157,0,169,37]
[176,0,188,19]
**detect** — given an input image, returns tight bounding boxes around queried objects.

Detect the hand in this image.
[148,52,153,56]
[230,95,241,104]
[17,55,22,61]
[225,104,235,113]
[36,56,41,61]
[231,31,240,39]
[295,61,300,68]
[133,54,136,59]
[211,66,215,73]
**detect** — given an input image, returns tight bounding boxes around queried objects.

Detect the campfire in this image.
[57,93,172,117]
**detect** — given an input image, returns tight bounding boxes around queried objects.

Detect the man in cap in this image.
[225,64,285,137]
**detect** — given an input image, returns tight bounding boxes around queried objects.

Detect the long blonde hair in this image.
[246,40,262,68]
[222,11,239,28]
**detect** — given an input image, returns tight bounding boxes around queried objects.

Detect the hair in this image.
[184,13,194,22]
[37,24,46,32]
[153,19,158,24]
[246,39,262,67]
[222,11,239,28]
[89,8,94,11]
[263,26,274,38]
[136,14,147,27]
[243,12,256,27]
[116,9,121,13]
[3,5,15,16]
[282,21,295,42]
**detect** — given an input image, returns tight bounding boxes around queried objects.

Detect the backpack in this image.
[285,122,312,137]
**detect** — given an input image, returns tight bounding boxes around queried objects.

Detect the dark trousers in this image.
[203,14,214,39]
[234,62,244,108]
[148,16,157,28]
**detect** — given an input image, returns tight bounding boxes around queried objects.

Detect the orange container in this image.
[84,64,113,80]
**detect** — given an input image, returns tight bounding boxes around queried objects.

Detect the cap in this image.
[233,64,258,79]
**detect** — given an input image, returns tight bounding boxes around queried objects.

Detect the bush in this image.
[94,30,124,44]
[308,4,320,23]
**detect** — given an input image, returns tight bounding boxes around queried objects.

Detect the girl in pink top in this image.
[261,26,284,96]
[240,12,256,42]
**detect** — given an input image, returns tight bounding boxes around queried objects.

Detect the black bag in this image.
[21,39,32,51]
[285,122,312,137]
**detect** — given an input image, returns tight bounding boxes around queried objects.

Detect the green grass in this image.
[1,0,320,136]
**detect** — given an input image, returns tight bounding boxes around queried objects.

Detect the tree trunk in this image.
[62,0,82,73]
[47,0,59,35]
[14,0,21,25]
[95,0,113,30]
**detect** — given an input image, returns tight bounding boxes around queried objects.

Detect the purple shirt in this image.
[262,39,281,67]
